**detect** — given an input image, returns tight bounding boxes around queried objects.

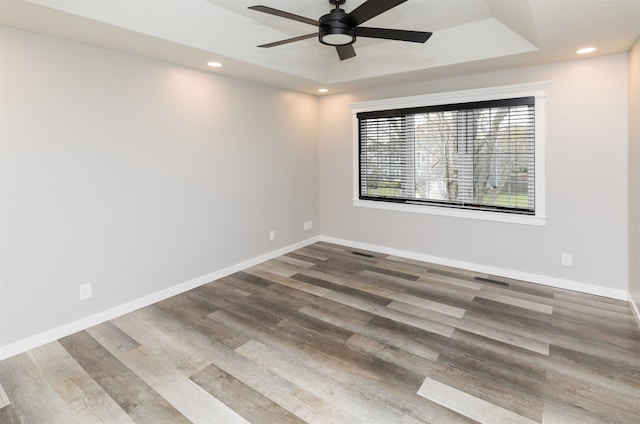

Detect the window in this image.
[351,82,549,225]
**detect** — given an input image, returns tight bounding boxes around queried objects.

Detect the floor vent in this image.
[351,251,375,258]
[474,276,509,287]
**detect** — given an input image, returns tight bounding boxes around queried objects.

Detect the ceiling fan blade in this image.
[248,5,319,26]
[336,44,356,61]
[258,33,318,48]
[356,27,432,43]
[342,0,408,26]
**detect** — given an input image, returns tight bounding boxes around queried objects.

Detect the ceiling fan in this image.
[248,0,432,60]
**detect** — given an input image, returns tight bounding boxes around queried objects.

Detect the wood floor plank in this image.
[299,304,441,361]
[370,258,482,290]
[547,345,640,398]
[250,266,457,337]
[485,274,557,298]
[547,328,640,369]
[275,255,316,269]
[387,300,461,328]
[377,256,434,274]
[478,280,556,304]
[389,300,550,355]
[552,286,631,306]
[59,331,191,424]
[389,296,549,355]
[212,278,253,296]
[84,321,140,355]
[0,352,79,424]
[400,276,480,304]
[89,322,250,424]
[542,401,611,424]
[551,305,640,342]
[553,297,636,322]
[345,333,438,381]
[375,259,485,294]
[457,312,551,354]
[418,377,539,424]
[553,292,633,314]
[542,370,640,423]
[299,266,467,320]
[125,305,320,423]
[292,271,392,305]
[233,333,472,424]
[452,326,552,363]
[340,269,469,318]
[252,259,302,277]
[190,364,307,424]
[235,339,368,424]
[433,350,545,421]
[296,244,339,260]
[418,272,485,291]
[205,284,356,351]
[278,317,426,392]
[365,265,421,281]
[229,273,331,314]
[207,293,429,401]
[156,291,253,350]
[112,312,213,378]
[284,251,328,265]
[386,255,483,277]
[28,340,135,424]
[475,290,553,314]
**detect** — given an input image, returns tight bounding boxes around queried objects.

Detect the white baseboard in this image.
[0,236,321,361]
[320,236,629,301]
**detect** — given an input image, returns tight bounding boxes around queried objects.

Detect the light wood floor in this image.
[1,242,639,423]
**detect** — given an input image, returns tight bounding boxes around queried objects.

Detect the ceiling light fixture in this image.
[576,47,596,54]
[319,1,356,46]
[207,61,222,67]
[318,88,329,93]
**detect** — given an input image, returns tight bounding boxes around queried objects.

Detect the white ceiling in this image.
[1,0,639,95]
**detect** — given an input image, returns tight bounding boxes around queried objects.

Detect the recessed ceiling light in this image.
[318,88,329,93]
[207,61,222,68]
[576,47,596,54]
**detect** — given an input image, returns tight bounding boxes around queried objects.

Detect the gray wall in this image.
[629,37,640,317]
[318,54,629,293]
[0,27,319,347]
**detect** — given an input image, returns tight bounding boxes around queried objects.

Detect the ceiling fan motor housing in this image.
[319,8,356,46]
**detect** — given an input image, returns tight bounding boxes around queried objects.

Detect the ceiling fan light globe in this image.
[321,32,355,46]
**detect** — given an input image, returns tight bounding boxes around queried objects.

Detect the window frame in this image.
[350,81,550,226]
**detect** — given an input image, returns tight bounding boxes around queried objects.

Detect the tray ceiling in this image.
[1,0,638,94]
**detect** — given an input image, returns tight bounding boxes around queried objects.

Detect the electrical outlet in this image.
[79,283,92,300]
[269,230,275,240]
[561,252,573,266]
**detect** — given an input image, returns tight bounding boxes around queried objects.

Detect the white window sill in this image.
[353,199,546,226]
